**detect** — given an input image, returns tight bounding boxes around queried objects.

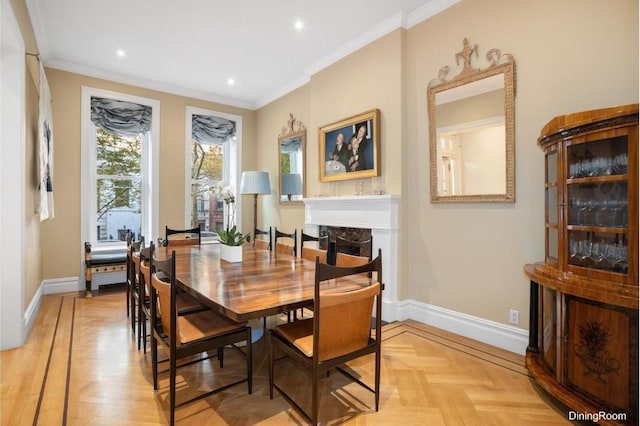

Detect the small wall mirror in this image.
[278,114,306,204]
[428,38,516,203]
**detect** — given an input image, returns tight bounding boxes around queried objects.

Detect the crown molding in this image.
[46,58,255,110]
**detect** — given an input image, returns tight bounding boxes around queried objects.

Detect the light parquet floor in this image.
[1,291,571,425]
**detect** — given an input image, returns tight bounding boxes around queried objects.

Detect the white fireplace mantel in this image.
[304,195,400,322]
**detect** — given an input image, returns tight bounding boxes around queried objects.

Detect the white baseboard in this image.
[24,283,44,336]
[22,278,81,346]
[43,276,82,295]
[396,299,529,355]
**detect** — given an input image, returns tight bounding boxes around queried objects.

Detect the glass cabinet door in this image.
[545,150,559,263]
[565,134,629,278]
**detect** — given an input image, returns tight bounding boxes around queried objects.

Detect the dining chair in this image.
[275,227,297,257]
[335,236,371,267]
[269,250,383,425]
[301,246,328,264]
[138,242,208,353]
[128,237,144,335]
[164,226,201,247]
[126,234,143,324]
[253,226,272,251]
[150,250,252,425]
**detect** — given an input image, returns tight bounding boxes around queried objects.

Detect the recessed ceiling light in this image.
[294,20,304,31]
[227,78,235,86]
[116,49,125,57]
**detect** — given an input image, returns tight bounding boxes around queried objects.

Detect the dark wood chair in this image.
[150,250,252,425]
[127,237,143,334]
[275,227,297,257]
[301,246,328,264]
[300,231,319,247]
[269,250,383,425]
[164,226,201,247]
[138,242,208,353]
[300,232,328,262]
[253,226,272,251]
[335,236,371,267]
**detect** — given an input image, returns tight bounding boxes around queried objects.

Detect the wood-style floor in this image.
[1,290,571,425]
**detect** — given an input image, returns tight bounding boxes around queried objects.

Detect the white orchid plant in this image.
[211,183,249,246]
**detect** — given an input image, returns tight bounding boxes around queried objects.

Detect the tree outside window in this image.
[95,127,142,241]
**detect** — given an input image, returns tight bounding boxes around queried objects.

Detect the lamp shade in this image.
[281,173,302,196]
[240,171,271,195]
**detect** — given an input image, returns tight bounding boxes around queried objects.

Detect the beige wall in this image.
[403,0,638,327]
[42,68,256,280]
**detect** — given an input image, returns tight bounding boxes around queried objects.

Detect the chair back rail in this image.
[275,227,297,256]
[165,226,201,247]
[253,226,272,250]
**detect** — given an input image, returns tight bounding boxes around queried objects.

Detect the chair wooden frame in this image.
[126,235,143,326]
[275,227,297,257]
[164,226,201,247]
[128,238,143,334]
[150,250,252,424]
[269,250,383,425]
[138,244,153,352]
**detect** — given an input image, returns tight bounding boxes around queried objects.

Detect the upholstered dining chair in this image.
[335,236,371,267]
[150,250,252,425]
[253,226,272,251]
[275,227,297,256]
[164,226,201,247]
[129,239,144,334]
[126,234,143,325]
[138,242,208,353]
[269,250,383,425]
[301,246,328,264]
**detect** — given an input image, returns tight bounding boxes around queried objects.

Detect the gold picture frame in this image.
[319,108,380,182]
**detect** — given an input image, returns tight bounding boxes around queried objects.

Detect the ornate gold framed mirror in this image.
[278,114,306,204]
[428,38,516,203]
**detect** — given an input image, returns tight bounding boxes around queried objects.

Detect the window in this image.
[81,87,159,248]
[96,128,142,241]
[185,107,241,243]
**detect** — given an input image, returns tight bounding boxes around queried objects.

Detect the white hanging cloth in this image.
[38,60,54,221]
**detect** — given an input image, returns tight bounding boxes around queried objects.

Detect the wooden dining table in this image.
[154,243,373,322]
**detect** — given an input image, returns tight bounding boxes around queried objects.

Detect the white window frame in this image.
[184,107,242,232]
[81,87,160,250]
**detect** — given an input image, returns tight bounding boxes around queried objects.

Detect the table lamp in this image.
[240,171,271,245]
[281,173,302,201]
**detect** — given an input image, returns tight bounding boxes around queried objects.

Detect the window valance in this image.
[91,97,152,137]
[192,114,236,145]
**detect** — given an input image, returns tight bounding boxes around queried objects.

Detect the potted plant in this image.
[212,184,249,262]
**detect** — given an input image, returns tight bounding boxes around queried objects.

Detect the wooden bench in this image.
[84,242,127,298]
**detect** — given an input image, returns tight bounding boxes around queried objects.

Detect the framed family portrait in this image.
[319,108,380,182]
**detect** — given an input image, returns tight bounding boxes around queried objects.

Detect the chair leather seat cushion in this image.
[178,309,247,346]
[272,318,314,357]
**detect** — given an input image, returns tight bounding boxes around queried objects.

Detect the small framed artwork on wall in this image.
[319,108,380,182]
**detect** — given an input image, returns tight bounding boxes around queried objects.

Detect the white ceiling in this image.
[27,0,458,109]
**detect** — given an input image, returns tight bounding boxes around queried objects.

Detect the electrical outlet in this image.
[509,309,519,325]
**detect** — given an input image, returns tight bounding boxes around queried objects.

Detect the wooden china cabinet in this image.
[525,104,638,425]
